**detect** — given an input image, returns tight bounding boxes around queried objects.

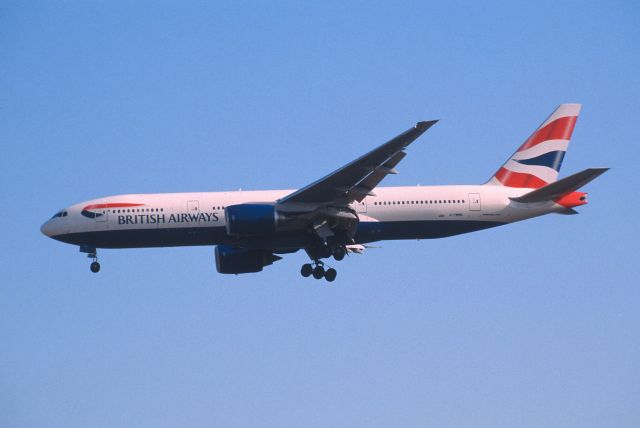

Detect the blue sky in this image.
[1,1,639,427]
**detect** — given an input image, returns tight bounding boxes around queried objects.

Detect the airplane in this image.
[41,104,608,282]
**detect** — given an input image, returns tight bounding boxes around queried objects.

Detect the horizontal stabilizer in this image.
[510,167,609,203]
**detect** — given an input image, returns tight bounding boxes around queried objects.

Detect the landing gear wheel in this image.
[333,247,346,261]
[324,268,337,282]
[312,265,325,279]
[301,264,313,277]
[90,261,101,273]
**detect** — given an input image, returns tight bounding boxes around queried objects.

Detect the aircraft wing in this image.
[278,120,438,206]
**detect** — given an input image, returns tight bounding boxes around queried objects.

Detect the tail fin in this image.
[487,104,581,188]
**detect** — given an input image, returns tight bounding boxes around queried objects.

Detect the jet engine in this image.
[215,245,282,274]
[224,202,360,240]
[225,204,279,236]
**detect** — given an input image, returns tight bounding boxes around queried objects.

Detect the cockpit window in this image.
[51,210,68,219]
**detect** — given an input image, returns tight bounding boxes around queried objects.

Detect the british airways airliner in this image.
[41,104,607,281]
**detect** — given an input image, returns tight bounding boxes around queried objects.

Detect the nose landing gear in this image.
[80,246,101,273]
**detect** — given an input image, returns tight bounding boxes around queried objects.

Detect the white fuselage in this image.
[41,184,563,250]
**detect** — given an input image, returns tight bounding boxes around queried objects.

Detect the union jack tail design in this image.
[487,104,581,188]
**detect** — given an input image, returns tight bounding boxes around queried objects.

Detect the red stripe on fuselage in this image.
[83,203,144,211]
[518,115,577,151]
[494,167,548,188]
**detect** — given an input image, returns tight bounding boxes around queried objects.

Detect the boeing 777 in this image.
[41,104,607,281]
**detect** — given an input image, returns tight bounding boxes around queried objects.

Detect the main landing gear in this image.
[81,246,101,273]
[300,261,337,282]
[301,240,349,282]
[332,245,346,261]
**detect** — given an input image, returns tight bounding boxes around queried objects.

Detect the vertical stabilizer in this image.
[487,104,581,188]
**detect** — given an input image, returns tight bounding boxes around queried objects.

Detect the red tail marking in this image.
[555,191,587,208]
[518,116,577,151]
[494,167,548,189]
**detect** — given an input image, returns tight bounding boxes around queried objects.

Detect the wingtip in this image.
[415,120,438,131]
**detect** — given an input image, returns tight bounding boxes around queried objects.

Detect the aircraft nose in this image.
[41,220,53,237]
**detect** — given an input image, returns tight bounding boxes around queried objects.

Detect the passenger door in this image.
[468,193,481,211]
[95,208,108,222]
[353,199,367,214]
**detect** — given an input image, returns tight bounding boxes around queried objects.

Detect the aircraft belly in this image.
[355,219,506,243]
[52,225,316,251]
[51,226,230,249]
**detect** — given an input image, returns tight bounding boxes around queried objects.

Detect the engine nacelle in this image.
[225,203,278,236]
[215,245,282,274]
